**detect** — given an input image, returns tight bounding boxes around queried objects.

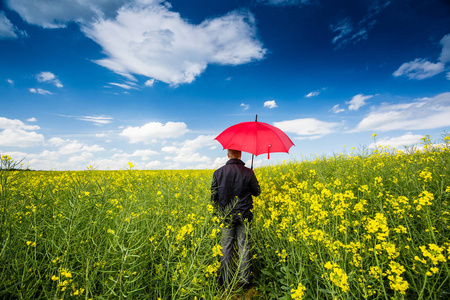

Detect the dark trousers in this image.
[220,220,251,287]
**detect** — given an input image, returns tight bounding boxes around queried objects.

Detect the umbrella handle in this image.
[268,144,271,159]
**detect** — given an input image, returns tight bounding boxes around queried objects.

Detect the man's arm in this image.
[250,174,261,197]
[210,173,219,208]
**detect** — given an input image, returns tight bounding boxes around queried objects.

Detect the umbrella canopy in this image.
[215,120,294,167]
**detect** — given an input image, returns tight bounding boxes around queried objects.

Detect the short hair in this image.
[227,149,242,159]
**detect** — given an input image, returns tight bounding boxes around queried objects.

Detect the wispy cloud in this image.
[240,103,250,111]
[36,71,63,87]
[264,100,277,109]
[144,79,155,87]
[331,94,372,113]
[29,88,52,95]
[347,94,373,111]
[0,11,27,39]
[331,104,345,113]
[394,33,450,80]
[306,91,320,98]
[306,87,327,98]
[77,115,113,126]
[439,33,450,63]
[330,1,390,49]
[354,92,450,132]
[393,59,444,80]
[108,82,138,90]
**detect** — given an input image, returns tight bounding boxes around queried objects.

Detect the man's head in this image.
[227,149,242,159]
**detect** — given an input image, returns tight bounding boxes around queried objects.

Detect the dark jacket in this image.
[211,158,261,222]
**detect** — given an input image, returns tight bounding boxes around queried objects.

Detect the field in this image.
[1,135,449,299]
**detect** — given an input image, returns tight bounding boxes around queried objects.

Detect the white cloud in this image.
[306,91,320,98]
[145,79,155,87]
[58,140,104,155]
[77,115,113,125]
[81,2,266,85]
[273,118,341,138]
[0,129,44,147]
[0,11,26,39]
[120,121,189,143]
[347,94,373,111]
[447,72,450,80]
[108,82,138,90]
[394,33,450,80]
[26,117,37,122]
[264,100,277,109]
[9,1,265,86]
[439,33,450,63]
[240,103,250,111]
[29,88,53,95]
[36,71,63,87]
[145,160,162,169]
[7,78,13,84]
[332,104,345,113]
[212,156,228,169]
[131,149,158,160]
[0,117,44,147]
[330,18,353,46]
[393,58,444,80]
[369,133,423,149]
[6,0,127,28]
[0,117,40,130]
[48,137,66,147]
[47,137,105,156]
[306,87,327,98]
[354,92,450,132]
[162,134,216,165]
[68,152,94,163]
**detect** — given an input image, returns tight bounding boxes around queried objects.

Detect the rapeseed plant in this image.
[0,133,449,299]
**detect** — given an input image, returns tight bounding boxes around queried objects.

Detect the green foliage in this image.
[0,134,450,299]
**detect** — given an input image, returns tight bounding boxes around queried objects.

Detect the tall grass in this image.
[0,135,449,299]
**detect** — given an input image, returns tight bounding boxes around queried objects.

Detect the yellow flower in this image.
[324,261,333,270]
[212,244,223,257]
[430,267,439,274]
[60,268,72,278]
[291,282,306,299]
[51,275,59,281]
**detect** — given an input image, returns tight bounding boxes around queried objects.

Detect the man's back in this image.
[211,158,260,221]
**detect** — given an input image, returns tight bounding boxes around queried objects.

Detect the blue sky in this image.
[1,0,449,170]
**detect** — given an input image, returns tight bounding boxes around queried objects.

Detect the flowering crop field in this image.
[1,135,449,299]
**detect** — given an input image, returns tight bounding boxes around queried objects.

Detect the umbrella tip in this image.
[255,114,258,122]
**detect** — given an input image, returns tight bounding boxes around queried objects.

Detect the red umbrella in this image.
[215,115,294,169]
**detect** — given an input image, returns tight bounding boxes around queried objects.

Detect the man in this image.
[210,149,261,288]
